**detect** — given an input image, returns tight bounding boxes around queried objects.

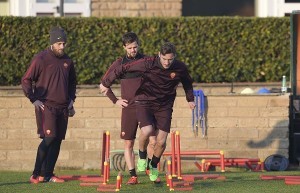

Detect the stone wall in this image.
[91,0,182,17]
[0,83,289,171]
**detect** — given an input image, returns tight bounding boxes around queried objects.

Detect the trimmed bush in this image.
[0,16,290,85]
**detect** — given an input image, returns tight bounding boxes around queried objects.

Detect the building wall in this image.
[91,0,182,17]
[0,84,289,171]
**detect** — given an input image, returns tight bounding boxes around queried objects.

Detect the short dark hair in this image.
[160,42,176,55]
[122,32,139,46]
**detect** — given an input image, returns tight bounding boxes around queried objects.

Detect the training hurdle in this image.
[59,131,123,191]
[195,158,264,172]
[163,131,225,177]
[165,159,193,191]
[97,172,123,192]
[59,131,111,183]
[163,130,226,188]
[261,175,300,185]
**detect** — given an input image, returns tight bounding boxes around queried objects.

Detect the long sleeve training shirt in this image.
[101,56,194,106]
[21,48,77,108]
[104,53,144,107]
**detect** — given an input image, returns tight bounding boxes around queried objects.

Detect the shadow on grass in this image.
[0,181,29,186]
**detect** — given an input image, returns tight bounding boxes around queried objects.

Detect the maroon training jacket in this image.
[101,56,194,107]
[104,53,145,107]
[21,48,77,108]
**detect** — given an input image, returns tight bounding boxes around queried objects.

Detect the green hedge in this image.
[0,16,290,86]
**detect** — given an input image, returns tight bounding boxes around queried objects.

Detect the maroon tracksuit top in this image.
[21,48,77,108]
[101,56,194,107]
[104,53,145,107]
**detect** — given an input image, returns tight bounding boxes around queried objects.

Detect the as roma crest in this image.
[170,72,176,79]
[63,63,68,68]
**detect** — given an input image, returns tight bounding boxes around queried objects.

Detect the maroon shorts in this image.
[35,105,69,140]
[120,107,139,140]
[136,101,173,133]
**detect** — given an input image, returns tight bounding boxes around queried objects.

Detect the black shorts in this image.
[35,105,69,140]
[136,101,173,133]
[120,107,139,140]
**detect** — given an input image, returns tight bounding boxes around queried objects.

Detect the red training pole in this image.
[101,131,107,176]
[220,150,225,172]
[103,161,108,185]
[171,131,177,177]
[175,131,182,179]
[116,174,121,191]
[168,174,174,191]
[105,131,110,160]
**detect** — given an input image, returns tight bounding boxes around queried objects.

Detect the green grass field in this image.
[1,170,300,193]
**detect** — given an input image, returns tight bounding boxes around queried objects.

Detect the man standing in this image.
[22,26,76,183]
[102,32,156,185]
[100,42,195,182]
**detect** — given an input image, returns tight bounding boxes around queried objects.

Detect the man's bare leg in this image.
[137,125,154,172]
[124,139,135,171]
[148,130,168,181]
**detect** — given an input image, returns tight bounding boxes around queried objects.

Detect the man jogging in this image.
[101,32,156,184]
[100,42,195,182]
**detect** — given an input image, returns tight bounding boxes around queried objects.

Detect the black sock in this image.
[32,137,55,176]
[139,150,147,159]
[147,158,151,170]
[129,169,137,177]
[151,155,160,168]
[45,139,62,177]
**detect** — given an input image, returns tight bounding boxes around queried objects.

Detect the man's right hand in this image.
[116,99,128,108]
[33,100,44,110]
[99,83,109,95]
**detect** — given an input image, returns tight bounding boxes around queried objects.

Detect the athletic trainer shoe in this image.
[46,175,65,183]
[126,176,138,185]
[145,169,150,175]
[29,175,39,184]
[149,167,159,182]
[146,170,161,183]
[38,176,45,182]
[137,159,147,172]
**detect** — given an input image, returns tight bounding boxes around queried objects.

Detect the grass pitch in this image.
[1,170,300,193]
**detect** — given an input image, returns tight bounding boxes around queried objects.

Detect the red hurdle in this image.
[163,130,226,191]
[57,131,124,191]
[261,175,300,180]
[97,172,123,192]
[163,130,226,177]
[196,158,264,172]
[261,175,300,185]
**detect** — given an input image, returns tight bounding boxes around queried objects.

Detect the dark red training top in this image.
[21,48,77,108]
[102,56,194,107]
[104,53,145,107]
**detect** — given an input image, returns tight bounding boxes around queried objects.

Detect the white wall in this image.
[256,0,300,17]
[8,0,90,17]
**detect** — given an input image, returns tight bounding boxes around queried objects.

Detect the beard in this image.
[52,46,65,57]
[127,52,137,59]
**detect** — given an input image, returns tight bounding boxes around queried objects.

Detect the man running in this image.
[100,42,195,182]
[101,32,156,184]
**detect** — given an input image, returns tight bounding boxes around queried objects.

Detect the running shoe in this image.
[149,167,159,182]
[38,176,45,182]
[29,175,39,184]
[126,176,138,185]
[154,177,161,184]
[46,175,65,183]
[137,159,147,172]
[145,169,150,175]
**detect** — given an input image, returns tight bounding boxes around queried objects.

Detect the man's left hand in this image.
[188,101,196,110]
